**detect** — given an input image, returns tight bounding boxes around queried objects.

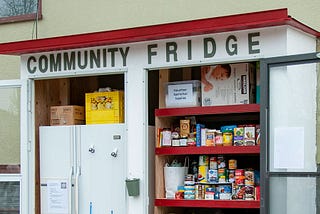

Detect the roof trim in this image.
[0,8,319,55]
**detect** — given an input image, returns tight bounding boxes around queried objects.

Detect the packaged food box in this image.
[85,91,124,124]
[201,63,256,106]
[50,105,85,126]
[233,127,244,146]
[244,126,256,146]
[165,80,201,108]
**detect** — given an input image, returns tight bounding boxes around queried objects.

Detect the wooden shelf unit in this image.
[155,145,260,155]
[155,199,260,209]
[155,104,260,117]
[154,104,261,212]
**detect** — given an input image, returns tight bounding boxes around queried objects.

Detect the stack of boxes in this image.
[50,90,124,126]
[50,105,85,126]
[165,63,256,108]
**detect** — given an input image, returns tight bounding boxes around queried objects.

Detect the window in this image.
[0,87,20,171]
[0,0,41,24]
[0,84,21,214]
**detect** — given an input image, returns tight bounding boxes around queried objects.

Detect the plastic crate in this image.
[85,91,124,124]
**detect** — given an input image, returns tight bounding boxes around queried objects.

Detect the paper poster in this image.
[273,127,304,169]
[47,180,69,214]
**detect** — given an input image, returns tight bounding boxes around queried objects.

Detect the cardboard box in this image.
[50,105,85,126]
[85,91,124,124]
[244,126,256,146]
[201,63,256,106]
[165,80,201,108]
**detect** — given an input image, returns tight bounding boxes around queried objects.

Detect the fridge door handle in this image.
[69,167,73,214]
[75,166,80,214]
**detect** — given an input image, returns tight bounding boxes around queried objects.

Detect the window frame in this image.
[0,0,42,24]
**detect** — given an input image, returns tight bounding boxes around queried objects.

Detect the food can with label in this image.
[179,137,187,146]
[196,184,205,199]
[228,159,237,170]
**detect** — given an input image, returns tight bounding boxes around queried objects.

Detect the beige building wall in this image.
[1,0,320,77]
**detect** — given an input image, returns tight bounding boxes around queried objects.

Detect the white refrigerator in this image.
[40,124,126,214]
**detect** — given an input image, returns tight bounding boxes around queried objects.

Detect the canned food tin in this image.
[185,174,195,182]
[228,159,237,170]
[172,138,180,146]
[196,184,205,199]
[179,137,187,146]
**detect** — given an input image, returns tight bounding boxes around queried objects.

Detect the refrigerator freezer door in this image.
[40,126,75,214]
[77,124,126,214]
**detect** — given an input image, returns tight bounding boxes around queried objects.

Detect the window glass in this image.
[0,181,20,213]
[0,0,38,18]
[269,177,317,214]
[269,63,318,172]
[0,88,20,172]
[0,0,41,24]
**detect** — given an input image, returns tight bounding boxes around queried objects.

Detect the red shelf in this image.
[156,145,260,155]
[155,199,260,209]
[155,104,260,117]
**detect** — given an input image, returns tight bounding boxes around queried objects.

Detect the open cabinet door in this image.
[260,52,320,214]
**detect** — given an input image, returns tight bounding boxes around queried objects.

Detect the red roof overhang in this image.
[0,8,319,55]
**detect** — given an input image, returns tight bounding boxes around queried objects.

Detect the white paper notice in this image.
[47,180,68,214]
[274,127,304,169]
[168,83,193,104]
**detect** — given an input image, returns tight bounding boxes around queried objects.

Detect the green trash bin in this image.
[125,178,140,196]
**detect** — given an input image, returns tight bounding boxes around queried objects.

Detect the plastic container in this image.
[125,178,140,196]
[165,80,201,108]
[85,91,124,124]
